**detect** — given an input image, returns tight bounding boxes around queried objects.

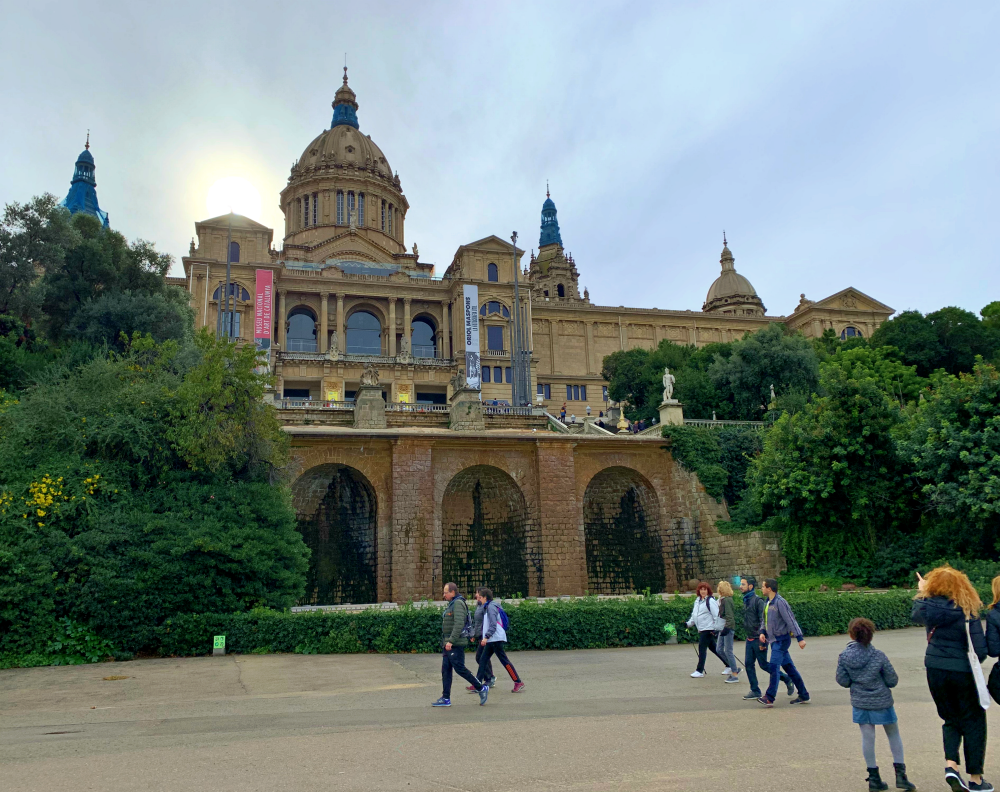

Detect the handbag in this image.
[710,597,727,633]
[965,620,991,711]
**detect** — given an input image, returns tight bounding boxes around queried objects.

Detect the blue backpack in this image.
[496,603,510,631]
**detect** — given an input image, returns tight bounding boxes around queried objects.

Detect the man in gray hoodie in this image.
[757,578,810,707]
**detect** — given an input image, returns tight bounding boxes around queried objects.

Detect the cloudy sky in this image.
[2,1,997,317]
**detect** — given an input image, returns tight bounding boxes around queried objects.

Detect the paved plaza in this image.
[0,628,994,791]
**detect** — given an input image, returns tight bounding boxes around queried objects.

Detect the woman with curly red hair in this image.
[685,581,727,678]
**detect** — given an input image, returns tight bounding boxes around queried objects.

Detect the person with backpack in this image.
[432,582,488,707]
[471,591,496,691]
[740,576,793,700]
[472,587,525,693]
[913,566,991,792]
[836,617,915,791]
[686,582,727,678]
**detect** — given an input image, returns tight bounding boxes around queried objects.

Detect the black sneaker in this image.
[946,766,969,792]
[785,678,795,696]
[969,779,993,792]
[789,695,810,705]
[743,691,761,700]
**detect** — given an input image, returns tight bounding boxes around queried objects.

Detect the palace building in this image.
[179,70,893,414]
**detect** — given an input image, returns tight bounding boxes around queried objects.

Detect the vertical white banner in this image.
[463,284,480,389]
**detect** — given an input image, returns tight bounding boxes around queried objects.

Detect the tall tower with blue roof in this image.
[529,186,585,302]
[60,134,109,228]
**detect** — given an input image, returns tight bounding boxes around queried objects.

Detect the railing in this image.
[481,350,508,358]
[286,340,318,352]
[484,405,534,416]
[276,399,353,410]
[278,351,455,367]
[386,402,449,413]
[683,419,765,428]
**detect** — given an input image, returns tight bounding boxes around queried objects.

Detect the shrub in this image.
[154,590,917,658]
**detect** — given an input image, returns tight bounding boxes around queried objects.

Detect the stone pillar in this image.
[659,400,684,426]
[536,440,586,596]
[441,300,451,359]
[278,290,287,348]
[585,321,595,374]
[354,387,387,429]
[320,292,329,353]
[336,293,345,353]
[551,320,560,374]
[449,387,484,431]
[388,298,397,357]
[403,298,412,353]
[391,438,435,601]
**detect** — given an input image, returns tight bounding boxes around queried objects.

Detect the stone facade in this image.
[180,72,894,418]
[287,428,784,604]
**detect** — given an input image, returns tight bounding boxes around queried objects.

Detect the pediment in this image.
[196,213,272,232]
[309,232,397,264]
[807,287,894,315]
[455,235,525,257]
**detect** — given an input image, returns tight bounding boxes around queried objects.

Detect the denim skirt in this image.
[853,705,897,725]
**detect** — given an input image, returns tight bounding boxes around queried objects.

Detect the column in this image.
[388,298,397,356]
[585,320,594,374]
[403,298,412,352]
[551,319,560,374]
[336,293,345,353]
[391,438,436,601]
[320,293,329,353]
[536,440,585,596]
[441,300,451,358]
[278,290,287,348]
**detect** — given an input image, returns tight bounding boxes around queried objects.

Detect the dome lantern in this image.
[539,184,562,247]
[702,235,765,316]
[60,132,109,228]
[331,66,360,129]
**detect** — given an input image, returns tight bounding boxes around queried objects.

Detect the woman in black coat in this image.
[913,567,991,792]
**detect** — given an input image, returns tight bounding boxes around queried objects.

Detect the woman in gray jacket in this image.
[836,618,915,792]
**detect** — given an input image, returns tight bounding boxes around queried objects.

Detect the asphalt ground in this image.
[0,628,994,791]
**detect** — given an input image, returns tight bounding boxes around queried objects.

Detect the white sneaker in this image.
[690,671,705,678]
[720,668,732,675]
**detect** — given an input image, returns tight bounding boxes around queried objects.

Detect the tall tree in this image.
[869,310,944,377]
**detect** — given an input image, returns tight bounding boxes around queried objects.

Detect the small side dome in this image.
[703,240,765,316]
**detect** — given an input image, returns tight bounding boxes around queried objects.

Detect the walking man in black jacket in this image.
[740,576,793,701]
[432,583,488,707]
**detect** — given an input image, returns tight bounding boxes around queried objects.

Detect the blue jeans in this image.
[765,635,808,700]
[744,638,790,696]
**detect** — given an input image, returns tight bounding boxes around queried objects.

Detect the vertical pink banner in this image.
[254,269,273,340]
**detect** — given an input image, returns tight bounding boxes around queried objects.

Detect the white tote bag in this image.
[966,620,991,711]
[710,597,726,633]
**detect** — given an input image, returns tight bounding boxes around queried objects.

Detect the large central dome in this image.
[294,71,393,177]
[702,241,765,317]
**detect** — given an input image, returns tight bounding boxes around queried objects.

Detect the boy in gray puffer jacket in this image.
[836,618,915,792]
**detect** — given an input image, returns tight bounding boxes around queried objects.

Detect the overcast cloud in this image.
[1,1,997,317]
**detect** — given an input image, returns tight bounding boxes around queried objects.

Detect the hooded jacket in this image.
[483,599,508,643]
[441,595,471,648]
[472,600,487,640]
[987,604,1000,658]
[742,590,765,638]
[912,596,986,672]
[836,641,898,710]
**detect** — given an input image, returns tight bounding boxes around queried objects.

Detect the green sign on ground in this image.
[213,635,226,649]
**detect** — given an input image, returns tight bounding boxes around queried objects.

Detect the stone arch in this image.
[292,463,378,605]
[441,465,538,598]
[582,466,666,594]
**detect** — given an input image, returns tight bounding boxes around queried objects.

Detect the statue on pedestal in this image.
[662,367,676,403]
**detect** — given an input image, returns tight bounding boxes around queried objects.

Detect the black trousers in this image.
[474,641,495,681]
[927,667,988,775]
[441,646,481,699]
[696,630,727,673]
[477,641,521,684]
[743,638,790,695]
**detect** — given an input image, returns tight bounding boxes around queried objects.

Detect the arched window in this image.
[346,311,382,355]
[347,191,355,224]
[840,326,863,340]
[286,307,317,352]
[381,199,386,230]
[228,241,240,263]
[336,191,344,225]
[557,284,565,298]
[312,192,318,225]
[212,282,251,301]
[387,204,393,235]
[479,302,510,318]
[358,192,365,226]
[488,263,498,282]
[303,194,310,227]
[411,318,436,358]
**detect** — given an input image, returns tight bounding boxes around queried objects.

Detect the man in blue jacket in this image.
[757,578,810,707]
[740,576,793,700]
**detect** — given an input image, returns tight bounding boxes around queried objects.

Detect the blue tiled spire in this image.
[60,133,109,228]
[331,66,360,129]
[539,185,562,247]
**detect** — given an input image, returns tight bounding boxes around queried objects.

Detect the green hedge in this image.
[156,590,918,657]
